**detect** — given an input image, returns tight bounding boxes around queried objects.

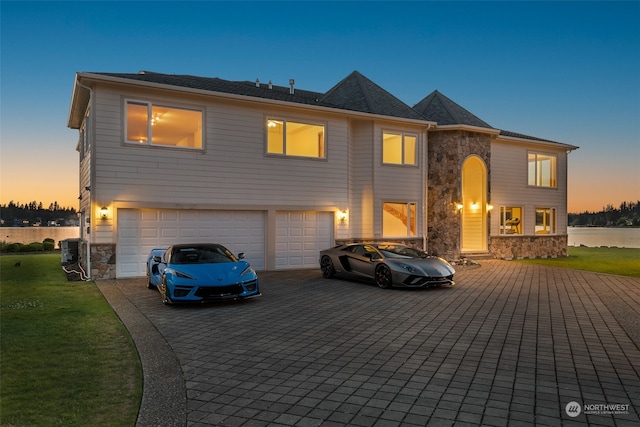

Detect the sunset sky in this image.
[1,1,638,213]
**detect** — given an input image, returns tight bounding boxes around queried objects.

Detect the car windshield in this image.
[171,245,237,264]
[375,245,425,259]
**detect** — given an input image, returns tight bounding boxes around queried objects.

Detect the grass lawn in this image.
[0,254,142,426]
[516,246,640,278]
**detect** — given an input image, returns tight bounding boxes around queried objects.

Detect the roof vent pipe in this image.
[289,79,295,95]
[268,80,272,90]
[255,78,260,87]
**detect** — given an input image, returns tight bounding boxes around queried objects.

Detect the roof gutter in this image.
[496,134,579,151]
[430,124,501,136]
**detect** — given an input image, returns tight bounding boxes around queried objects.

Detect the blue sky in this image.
[1,1,639,212]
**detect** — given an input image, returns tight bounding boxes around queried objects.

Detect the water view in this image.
[568,227,640,249]
[2,226,638,249]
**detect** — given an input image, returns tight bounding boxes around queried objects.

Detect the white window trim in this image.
[527,151,557,188]
[382,131,419,166]
[498,206,523,236]
[534,206,557,235]
[124,98,204,150]
[382,201,417,237]
[265,116,327,160]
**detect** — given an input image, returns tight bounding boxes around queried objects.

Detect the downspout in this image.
[422,125,431,252]
[76,79,93,279]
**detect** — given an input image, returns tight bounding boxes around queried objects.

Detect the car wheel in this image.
[320,256,335,278]
[375,264,392,289]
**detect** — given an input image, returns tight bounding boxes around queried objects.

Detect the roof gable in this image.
[413,90,493,129]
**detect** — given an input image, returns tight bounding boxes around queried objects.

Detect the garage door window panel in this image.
[126,100,203,149]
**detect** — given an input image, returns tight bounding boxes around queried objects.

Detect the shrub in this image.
[43,238,55,251]
[24,242,44,252]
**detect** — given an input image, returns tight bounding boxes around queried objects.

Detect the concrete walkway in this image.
[99,260,640,426]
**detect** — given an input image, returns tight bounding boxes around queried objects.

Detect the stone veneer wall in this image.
[427,131,491,260]
[90,243,117,279]
[490,235,568,259]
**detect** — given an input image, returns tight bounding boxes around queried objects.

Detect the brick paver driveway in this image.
[106,260,640,427]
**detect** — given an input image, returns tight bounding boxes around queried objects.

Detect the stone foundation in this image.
[490,235,568,260]
[90,243,117,279]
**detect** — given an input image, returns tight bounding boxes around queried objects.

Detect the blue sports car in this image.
[146,243,260,304]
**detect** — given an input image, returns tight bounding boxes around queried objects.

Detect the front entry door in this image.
[461,156,488,252]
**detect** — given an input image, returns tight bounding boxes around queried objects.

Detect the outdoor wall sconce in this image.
[470,202,480,211]
[99,206,109,220]
[486,204,494,211]
[455,203,464,212]
[337,210,348,225]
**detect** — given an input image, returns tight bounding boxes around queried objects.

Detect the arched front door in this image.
[461,156,487,252]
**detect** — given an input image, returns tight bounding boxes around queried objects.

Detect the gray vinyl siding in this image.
[491,140,569,235]
[349,120,375,238]
[90,85,349,214]
[372,124,424,238]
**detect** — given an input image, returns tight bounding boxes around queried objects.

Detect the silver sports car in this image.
[319,243,455,289]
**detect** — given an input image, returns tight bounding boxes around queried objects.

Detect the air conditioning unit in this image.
[61,238,79,264]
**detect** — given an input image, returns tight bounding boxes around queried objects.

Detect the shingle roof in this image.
[81,70,574,148]
[94,70,423,121]
[413,90,493,129]
[320,71,425,120]
[95,71,327,107]
[498,130,563,144]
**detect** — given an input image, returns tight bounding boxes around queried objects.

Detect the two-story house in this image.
[67,70,577,279]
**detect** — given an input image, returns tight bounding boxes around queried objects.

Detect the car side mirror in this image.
[238,252,245,259]
[153,256,162,263]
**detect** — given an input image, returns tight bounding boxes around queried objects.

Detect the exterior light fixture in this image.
[471,202,480,211]
[487,204,494,211]
[456,203,464,211]
[337,210,348,224]
[100,206,108,220]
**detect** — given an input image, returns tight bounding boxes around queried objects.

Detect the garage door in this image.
[117,209,265,278]
[275,211,333,269]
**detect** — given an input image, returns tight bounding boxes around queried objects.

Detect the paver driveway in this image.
[102,260,640,427]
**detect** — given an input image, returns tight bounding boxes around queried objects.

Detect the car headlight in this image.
[240,265,255,276]
[175,270,195,279]
[399,263,416,273]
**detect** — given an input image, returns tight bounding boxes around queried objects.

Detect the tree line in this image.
[0,201,78,226]
[569,200,640,227]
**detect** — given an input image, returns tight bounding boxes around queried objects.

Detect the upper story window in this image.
[383,132,417,165]
[528,152,556,187]
[383,202,416,237]
[126,100,203,149]
[267,118,325,158]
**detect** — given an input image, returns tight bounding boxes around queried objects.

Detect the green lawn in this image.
[516,246,640,278]
[0,254,142,426]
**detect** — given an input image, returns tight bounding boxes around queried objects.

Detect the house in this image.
[67,70,578,279]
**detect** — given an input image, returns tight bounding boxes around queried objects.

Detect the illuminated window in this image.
[267,119,325,158]
[383,202,416,236]
[499,206,522,235]
[535,207,556,234]
[383,133,417,165]
[528,153,556,187]
[126,101,203,149]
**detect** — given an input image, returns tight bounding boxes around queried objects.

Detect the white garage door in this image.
[275,211,333,269]
[117,209,265,278]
